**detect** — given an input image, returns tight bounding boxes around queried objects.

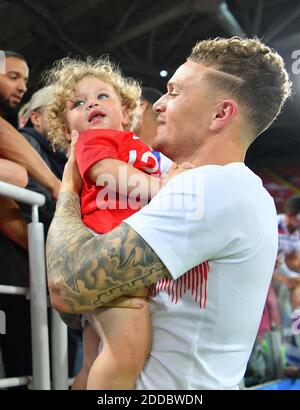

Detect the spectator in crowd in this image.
[0,52,58,382]
[273,195,300,365]
[273,195,300,307]
[0,50,28,123]
[0,50,61,197]
[19,86,67,233]
[138,86,172,176]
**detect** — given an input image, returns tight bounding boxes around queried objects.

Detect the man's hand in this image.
[60,130,83,196]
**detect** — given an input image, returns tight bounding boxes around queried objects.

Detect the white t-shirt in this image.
[125,162,278,390]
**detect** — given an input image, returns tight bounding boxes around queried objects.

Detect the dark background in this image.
[1,0,300,166]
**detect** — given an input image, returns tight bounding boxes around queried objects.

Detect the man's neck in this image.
[179,137,246,167]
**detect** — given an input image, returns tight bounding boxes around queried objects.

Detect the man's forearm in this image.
[46,192,170,313]
[0,117,60,197]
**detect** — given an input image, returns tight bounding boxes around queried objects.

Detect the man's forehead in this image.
[168,61,209,87]
[169,60,243,88]
[5,56,29,73]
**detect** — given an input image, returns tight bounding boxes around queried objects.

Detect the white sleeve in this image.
[125,166,269,280]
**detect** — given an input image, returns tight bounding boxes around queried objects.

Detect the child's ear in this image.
[121,106,130,127]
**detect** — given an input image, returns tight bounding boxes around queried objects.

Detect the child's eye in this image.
[73,99,85,108]
[97,93,109,100]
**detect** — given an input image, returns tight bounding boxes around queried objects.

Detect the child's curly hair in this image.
[44,56,141,152]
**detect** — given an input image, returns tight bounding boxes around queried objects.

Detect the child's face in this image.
[65,76,129,134]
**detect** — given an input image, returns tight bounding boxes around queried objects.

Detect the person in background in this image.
[138,86,172,176]
[18,86,67,233]
[0,51,58,383]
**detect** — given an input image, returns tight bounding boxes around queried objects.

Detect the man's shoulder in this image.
[169,163,260,193]
[164,163,274,223]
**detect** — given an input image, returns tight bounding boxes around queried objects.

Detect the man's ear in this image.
[30,111,41,128]
[140,100,147,115]
[121,106,130,127]
[209,99,238,132]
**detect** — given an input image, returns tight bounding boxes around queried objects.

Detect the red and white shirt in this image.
[75,129,160,233]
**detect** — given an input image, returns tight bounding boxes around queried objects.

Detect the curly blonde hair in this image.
[189,37,292,138]
[44,56,141,151]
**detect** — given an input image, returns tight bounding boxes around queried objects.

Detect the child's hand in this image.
[60,130,83,196]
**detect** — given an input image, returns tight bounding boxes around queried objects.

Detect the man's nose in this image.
[17,78,27,94]
[153,94,167,113]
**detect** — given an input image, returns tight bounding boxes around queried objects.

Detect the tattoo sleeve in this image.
[46,192,171,313]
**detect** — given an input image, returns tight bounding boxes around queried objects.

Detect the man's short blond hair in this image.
[44,57,141,152]
[189,37,292,138]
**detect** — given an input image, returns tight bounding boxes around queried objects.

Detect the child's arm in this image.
[88,158,163,199]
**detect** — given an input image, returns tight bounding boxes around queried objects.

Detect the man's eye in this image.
[8,74,17,80]
[73,99,85,108]
[97,93,109,100]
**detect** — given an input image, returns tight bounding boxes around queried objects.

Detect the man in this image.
[47,37,291,389]
[0,52,59,381]
[0,50,60,198]
[138,87,172,176]
[0,51,28,120]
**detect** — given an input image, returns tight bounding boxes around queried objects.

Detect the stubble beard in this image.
[0,90,18,118]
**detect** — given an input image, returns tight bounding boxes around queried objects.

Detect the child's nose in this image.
[87,99,99,109]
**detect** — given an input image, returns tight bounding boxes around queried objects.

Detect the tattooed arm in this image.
[46,191,171,313]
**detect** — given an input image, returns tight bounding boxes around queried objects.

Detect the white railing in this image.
[0,181,69,390]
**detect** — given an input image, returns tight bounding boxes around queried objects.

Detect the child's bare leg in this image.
[85,298,151,390]
[71,322,100,390]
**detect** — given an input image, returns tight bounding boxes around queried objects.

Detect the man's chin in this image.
[152,132,165,152]
[0,95,18,118]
